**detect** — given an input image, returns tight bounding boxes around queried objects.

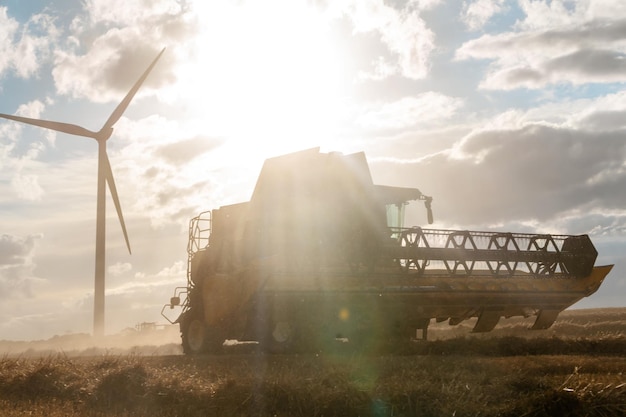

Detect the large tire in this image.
[181,317,223,354]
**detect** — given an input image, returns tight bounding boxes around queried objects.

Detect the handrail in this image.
[186,211,211,288]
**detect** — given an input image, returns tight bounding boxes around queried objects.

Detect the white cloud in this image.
[356,92,464,130]
[516,0,583,30]
[456,5,626,89]
[52,41,172,103]
[386,9,435,79]
[357,56,397,81]
[378,96,626,233]
[0,7,56,80]
[108,262,132,276]
[1,101,49,201]
[0,7,20,77]
[16,99,45,119]
[85,0,183,26]
[462,0,507,31]
[52,0,192,103]
[0,234,43,299]
[331,0,437,80]
[104,115,222,228]
[565,91,626,130]
[106,261,185,299]
[11,174,44,201]
[409,0,442,10]
[516,0,626,31]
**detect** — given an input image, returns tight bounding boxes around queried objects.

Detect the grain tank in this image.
[163,148,612,353]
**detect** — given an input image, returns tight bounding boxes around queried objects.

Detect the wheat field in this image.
[1,308,624,417]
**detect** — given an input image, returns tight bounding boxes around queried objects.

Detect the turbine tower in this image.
[0,48,165,337]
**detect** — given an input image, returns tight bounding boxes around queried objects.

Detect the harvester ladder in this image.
[160,212,212,324]
[187,211,212,288]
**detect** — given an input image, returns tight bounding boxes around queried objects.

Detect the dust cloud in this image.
[0,323,183,357]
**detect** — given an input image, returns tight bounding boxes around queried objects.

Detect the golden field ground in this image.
[0,308,625,417]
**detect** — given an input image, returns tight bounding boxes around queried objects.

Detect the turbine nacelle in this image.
[97,127,114,142]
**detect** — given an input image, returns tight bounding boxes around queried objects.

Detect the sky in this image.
[0,0,625,341]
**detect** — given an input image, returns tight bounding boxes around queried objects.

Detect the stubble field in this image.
[1,308,625,417]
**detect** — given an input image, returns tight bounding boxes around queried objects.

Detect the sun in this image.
[176,1,351,160]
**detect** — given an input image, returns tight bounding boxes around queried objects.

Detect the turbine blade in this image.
[0,113,98,138]
[102,47,166,131]
[104,152,132,255]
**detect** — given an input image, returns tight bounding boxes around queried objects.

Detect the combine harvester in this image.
[163,148,612,353]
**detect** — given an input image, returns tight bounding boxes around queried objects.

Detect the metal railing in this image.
[161,211,212,324]
[391,227,597,278]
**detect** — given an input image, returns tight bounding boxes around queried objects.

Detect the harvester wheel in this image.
[182,318,223,354]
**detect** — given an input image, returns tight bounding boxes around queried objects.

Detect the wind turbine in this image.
[0,48,165,338]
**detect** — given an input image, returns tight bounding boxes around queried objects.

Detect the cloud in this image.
[0,101,50,202]
[0,234,39,264]
[85,0,185,26]
[517,0,626,31]
[0,8,19,78]
[154,136,222,166]
[377,116,626,234]
[101,115,225,228]
[332,0,437,80]
[11,174,44,201]
[52,43,174,103]
[1,101,51,201]
[356,92,464,130]
[456,15,626,89]
[545,49,626,81]
[51,0,193,103]
[565,90,626,130]
[462,0,507,31]
[577,110,626,131]
[109,261,185,296]
[108,262,132,276]
[0,234,43,298]
[0,7,56,80]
